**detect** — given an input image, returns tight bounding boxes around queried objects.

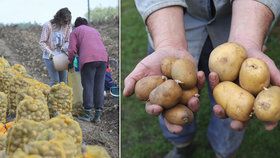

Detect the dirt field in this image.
[0,19,119,158]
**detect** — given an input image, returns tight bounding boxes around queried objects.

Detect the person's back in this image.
[68,17,108,123]
[70,25,108,70]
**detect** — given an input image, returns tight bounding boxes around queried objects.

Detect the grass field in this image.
[121,1,280,157]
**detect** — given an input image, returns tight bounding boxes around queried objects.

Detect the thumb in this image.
[123,62,148,97]
[269,64,280,86]
[261,56,280,86]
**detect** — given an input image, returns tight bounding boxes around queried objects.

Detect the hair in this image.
[74,17,88,28]
[51,7,72,26]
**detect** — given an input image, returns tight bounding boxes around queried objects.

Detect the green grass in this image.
[121,0,280,157]
[87,7,118,24]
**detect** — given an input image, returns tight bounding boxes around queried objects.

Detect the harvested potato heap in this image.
[134,57,198,126]
[0,92,8,123]
[209,42,280,122]
[48,82,73,117]
[16,96,50,122]
[6,115,83,157]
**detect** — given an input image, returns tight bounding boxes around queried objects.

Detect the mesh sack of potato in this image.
[16,86,47,107]
[46,115,82,150]
[16,96,50,122]
[32,81,50,99]
[11,64,27,76]
[0,68,17,97]
[0,92,8,123]
[0,57,10,68]
[11,149,43,158]
[9,76,38,116]
[36,129,80,157]
[22,140,66,158]
[82,145,111,158]
[48,82,73,116]
[6,119,46,154]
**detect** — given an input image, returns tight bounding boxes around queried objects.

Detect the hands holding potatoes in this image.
[209,42,280,131]
[123,47,205,134]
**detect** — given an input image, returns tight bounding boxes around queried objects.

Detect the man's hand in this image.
[124,47,205,134]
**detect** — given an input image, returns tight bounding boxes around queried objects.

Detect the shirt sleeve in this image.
[134,0,187,22]
[256,0,280,20]
[39,22,52,54]
[68,30,78,63]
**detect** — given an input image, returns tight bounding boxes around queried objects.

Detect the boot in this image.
[92,109,102,123]
[77,109,94,122]
[164,142,195,158]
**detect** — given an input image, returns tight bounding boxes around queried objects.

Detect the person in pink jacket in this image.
[68,17,108,123]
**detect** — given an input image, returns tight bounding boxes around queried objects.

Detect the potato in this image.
[213,81,255,121]
[239,58,270,95]
[149,80,182,109]
[161,57,176,78]
[135,76,166,101]
[164,104,194,125]
[209,42,247,81]
[180,87,198,105]
[83,145,111,158]
[254,86,280,122]
[171,58,197,89]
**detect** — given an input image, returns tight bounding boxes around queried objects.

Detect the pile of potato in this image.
[1,115,110,158]
[209,42,280,122]
[0,57,110,158]
[134,57,198,125]
[0,57,73,120]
